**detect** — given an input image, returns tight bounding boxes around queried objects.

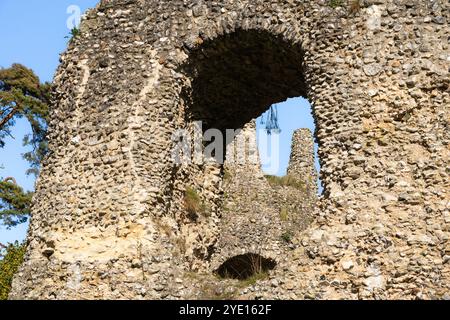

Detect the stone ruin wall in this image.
[287,128,319,195]
[212,123,318,274]
[9,0,450,300]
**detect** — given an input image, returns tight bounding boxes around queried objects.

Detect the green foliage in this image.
[223,168,232,181]
[0,64,49,228]
[329,0,344,8]
[65,27,81,40]
[265,175,305,190]
[0,64,50,175]
[0,241,26,300]
[281,231,294,244]
[0,179,32,228]
[185,187,201,216]
[237,272,269,288]
[184,187,209,219]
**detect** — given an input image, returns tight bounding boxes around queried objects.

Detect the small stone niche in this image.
[215,253,276,280]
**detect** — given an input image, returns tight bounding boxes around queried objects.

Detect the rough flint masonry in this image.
[171,121,281,174]
[10,0,449,300]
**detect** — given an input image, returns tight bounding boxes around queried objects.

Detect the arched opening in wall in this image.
[182,29,306,132]
[215,253,276,281]
[181,29,322,193]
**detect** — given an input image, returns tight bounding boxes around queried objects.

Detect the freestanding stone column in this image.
[287,129,319,195]
[10,0,449,300]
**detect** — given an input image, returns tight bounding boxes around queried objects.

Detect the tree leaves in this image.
[0,64,50,170]
[0,179,32,228]
[0,64,49,227]
[0,241,26,300]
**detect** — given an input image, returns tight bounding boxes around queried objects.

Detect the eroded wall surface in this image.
[10,0,449,300]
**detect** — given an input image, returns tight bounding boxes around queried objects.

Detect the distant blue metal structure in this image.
[260,105,281,135]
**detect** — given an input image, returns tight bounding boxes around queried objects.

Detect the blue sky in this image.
[0,0,99,245]
[256,98,318,177]
[0,0,317,245]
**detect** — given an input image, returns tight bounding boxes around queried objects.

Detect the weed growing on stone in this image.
[281,231,294,244]
[237,272,269,288]
[65,27,81,41]
[184,187,209,219]
[329,0,344,8]
[265,175,305,190]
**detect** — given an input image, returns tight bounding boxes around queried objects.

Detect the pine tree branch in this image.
[0,106,19,131]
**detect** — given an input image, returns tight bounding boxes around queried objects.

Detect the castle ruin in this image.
[10,0,449,300]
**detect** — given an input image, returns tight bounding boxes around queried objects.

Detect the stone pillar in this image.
[287,129,318,194]
[225,120,263,177]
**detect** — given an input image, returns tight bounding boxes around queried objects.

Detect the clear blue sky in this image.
[256,98,318,177]
[0,0,318,245]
